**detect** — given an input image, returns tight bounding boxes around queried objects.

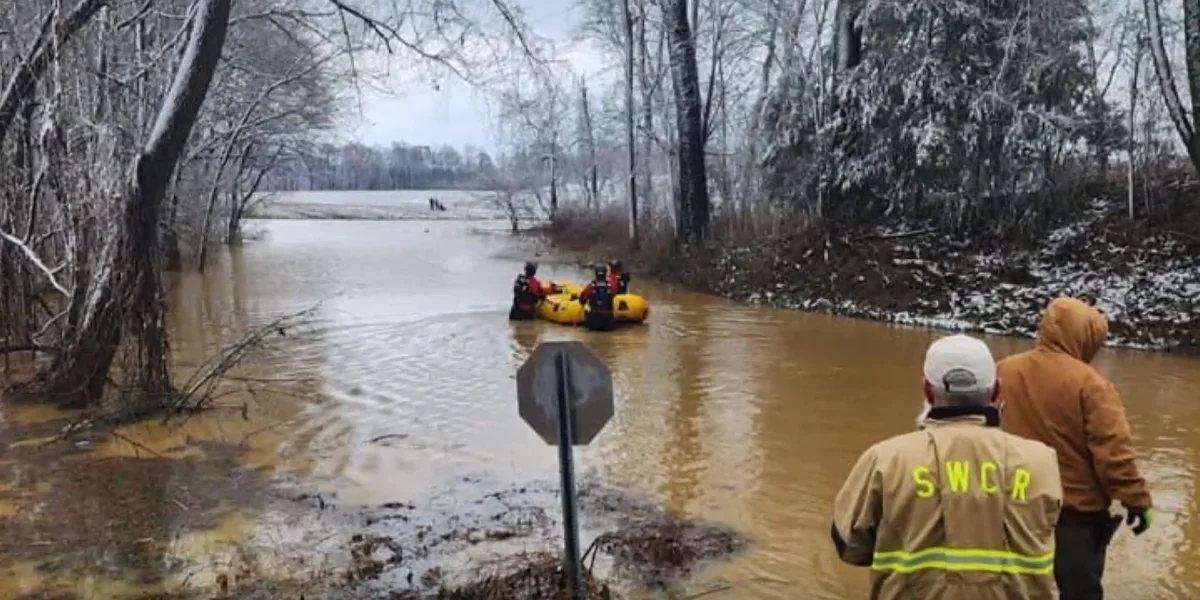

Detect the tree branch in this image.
[0,228,71,296]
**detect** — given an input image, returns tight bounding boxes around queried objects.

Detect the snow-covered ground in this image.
[246,190,508,221]
[714,199,1199,351]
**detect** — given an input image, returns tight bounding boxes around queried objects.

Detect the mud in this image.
[0,443,747,600]
[310,477,747,599]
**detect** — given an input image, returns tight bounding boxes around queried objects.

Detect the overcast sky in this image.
[344,0,600,152]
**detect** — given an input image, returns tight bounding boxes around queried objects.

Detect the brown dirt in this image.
[433,552,613,600]
[302,478,746,599]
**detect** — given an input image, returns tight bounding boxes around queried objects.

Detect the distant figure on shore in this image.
[997,297,1153,600]
[832,334,1062,600]
[428,197,446,211]
[509,261,549,320]
[578,266,616,332]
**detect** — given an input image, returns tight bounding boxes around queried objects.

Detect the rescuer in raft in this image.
[997,297,1153,600]
[578,265,617,331]
[509,261,550,320]
[607,259,630,293]
[832,334,1063,600]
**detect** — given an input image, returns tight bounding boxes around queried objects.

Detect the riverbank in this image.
[538,187,1200,352]
[244,190,508,221]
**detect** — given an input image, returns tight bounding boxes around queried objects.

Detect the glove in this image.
[1124,507,1153,535]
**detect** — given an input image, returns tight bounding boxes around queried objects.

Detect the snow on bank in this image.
[245,190,508,221]
[247,201,506,221]
[713,200,1199,351]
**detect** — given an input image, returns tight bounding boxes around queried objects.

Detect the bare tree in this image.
[491,65,570,219]
[621,0,640,244]
[1129,33,1146,218]
[1144,0,1199,174]
[0,0,543,415]
[577,78,601,210]
[485,169,539,233]
[662,0,710,243]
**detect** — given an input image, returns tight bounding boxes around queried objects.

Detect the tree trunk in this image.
[548,151,558,219]
[662,0,710,243]
[579,83,600,210]
[1128,37,1144,219]
[1144,0,1199,173]
[637,4,656,211]
[199,138,250,271]
[834,0,864,72]
[229,145,280,244]
[1184,0,1200,172]
[42,0,233,411]
[622,0,640,245]
[716,62,732,209]
[743,0,779,211]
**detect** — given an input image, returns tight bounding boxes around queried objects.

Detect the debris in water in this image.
[590,515,746,588]
[435,551,611,600]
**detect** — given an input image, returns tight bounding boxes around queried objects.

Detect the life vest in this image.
[513,274,539,309]
[586,280,614,313]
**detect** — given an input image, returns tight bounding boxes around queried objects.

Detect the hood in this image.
[1034,297,1109,363]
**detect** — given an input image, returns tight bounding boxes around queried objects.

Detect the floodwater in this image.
[3,215,1200,599]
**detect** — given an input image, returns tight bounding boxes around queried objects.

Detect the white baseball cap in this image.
[923,334,996,394]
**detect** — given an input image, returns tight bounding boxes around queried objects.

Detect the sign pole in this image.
[517,340,613,597]
[555,350,583,598]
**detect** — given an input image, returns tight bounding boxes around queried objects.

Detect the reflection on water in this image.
[2,217,1200,598]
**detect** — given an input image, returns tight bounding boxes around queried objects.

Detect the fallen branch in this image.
[865,227,937,240]
[111,430,167,458]
[172,300,326,416]
[685,584,734,599]
[1168,229,1200,243]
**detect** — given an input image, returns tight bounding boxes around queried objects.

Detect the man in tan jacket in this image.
[998,297,1154,600]
[833,334,1063,600]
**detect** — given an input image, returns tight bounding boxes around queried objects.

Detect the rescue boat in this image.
[535,280,650,326]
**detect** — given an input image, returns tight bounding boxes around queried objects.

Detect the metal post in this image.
[555,351,582,598]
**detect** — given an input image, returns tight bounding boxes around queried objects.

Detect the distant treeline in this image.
[260,142,500,191]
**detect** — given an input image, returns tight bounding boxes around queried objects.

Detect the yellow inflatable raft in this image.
[536,281,650,326]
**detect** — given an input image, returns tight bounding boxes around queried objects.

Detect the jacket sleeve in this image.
[832,447,882,567]
[1082,377,1153,511]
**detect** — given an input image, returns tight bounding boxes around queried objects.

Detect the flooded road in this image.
[4,217,1200,599]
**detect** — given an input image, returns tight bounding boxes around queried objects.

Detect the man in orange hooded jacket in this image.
[997,296,1154,600]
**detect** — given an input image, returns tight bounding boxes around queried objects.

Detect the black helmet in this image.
[610,259,623,271]
[594,265,607,280]
[524,261,537,276]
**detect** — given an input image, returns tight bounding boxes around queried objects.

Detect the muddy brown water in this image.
[2,218,1200,599]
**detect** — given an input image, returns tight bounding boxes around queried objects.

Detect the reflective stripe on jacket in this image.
[832,406,1063,600]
